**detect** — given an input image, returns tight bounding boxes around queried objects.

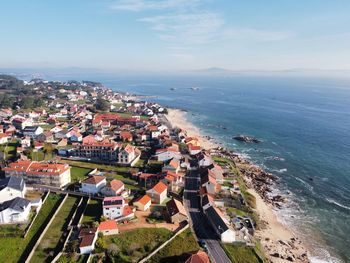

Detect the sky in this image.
[1,0,350,72]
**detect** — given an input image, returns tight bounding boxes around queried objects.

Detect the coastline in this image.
[165,108,310,263]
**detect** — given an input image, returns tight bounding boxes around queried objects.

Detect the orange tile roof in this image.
[152,181,167,194]
[98,220,118,231]
[82,175,106,185]
[185,251,210,263]
[135,195,151,206]
[110,179,124,191]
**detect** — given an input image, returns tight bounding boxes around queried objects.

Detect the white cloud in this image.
[140,12,292,45]
[140,12,224,44]
[110,0,200,12]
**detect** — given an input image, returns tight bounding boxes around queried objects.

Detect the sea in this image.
[56,73,350,262]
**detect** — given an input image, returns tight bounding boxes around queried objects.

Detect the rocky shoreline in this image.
[210,147,310,263]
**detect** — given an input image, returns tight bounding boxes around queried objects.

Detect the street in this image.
[184,170,231,263]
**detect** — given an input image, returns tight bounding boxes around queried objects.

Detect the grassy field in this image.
[60,159,134,173]
[56,253,88,263]
[30,196,80,263]
[81,199,102,226]
[70,166,92,182]
[0,193,63,263]
[104,228,173,263]
[222,243,265,263]
[0,141,18,160]
[148,229,200,263]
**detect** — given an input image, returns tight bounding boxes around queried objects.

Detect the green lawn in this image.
[60,159,134,173]
[30,196,80,263]
[40,124,55,131]
[148,229,200,263]
[104,228,173,263]
[71,166,92,182]
[81,199,102,226]
[0,193,63,263]
[0,141,18,160]
[30,150,54,161]
[222,243,265,263]
[56,253,88,263]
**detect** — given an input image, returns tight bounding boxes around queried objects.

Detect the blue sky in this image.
[1,0,350,72]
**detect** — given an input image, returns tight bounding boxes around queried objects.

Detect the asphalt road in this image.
[184,170,232,263]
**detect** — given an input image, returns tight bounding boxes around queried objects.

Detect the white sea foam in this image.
[272,168,287,173]
[325,198,350,211]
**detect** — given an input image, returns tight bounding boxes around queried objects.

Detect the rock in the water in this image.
[233,135,262,143]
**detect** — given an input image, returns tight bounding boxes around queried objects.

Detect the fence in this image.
[25,194,68,263]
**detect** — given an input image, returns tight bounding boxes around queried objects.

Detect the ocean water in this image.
[60,74,350,262]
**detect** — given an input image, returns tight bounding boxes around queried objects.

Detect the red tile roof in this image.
[82,175,106,185]
[98,220,118,231]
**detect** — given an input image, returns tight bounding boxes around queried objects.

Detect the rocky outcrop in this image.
[233,135,262,143]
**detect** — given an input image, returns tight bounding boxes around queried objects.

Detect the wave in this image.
[272,168,287,173]
[325,198,350,211]
[265,156,285,161]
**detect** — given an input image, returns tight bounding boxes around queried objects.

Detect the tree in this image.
[95,96,110,111]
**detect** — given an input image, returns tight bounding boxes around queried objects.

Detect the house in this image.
[208,164,224,184]
[4,160,71,188]
[133,195,151,211]
[119,131,133,142]
[184,251,210,263]
[20,136,31,148]
[205,206,235,243]
[81,175,107,194]
[12,117,32,130]
[0,133,9,144]
[146,181,168,204]
[162,171,184,192]
[79,228,98,254]
[67,130,83,142]
[117,144,140,166]
[198,152,213,167]
[155,148,182,162]
[136,173,162,188]
[148,125,160,139]
[0,176,26,203]
[0,197,31,224]
[162,159,180,174]
[188,144,202,155]
[166,198,188,224]
[75,138,119,161]
[98,220,119,236]
[102,196,126,219]
[200,169,221,195]
[100,179,125,197]
[23,126,44,138]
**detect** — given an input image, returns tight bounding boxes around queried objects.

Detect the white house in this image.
[79,228,98,254]
[0,176,26,203]
[155,148,182,162]
[81,175,107,194]
[22,126,44,138]
[0,197,31,224]
[205,206,235,243]
[0,134,9,144]
[133,195,152,211]
[98,220,119,236]
[146,181,168,204]
[102,196,125,220]
[100,179,126,197]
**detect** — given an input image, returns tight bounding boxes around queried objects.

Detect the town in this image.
[0,74,269,263]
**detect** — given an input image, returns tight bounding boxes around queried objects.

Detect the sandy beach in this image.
[166,108,219,150]
[166,108,309,263]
